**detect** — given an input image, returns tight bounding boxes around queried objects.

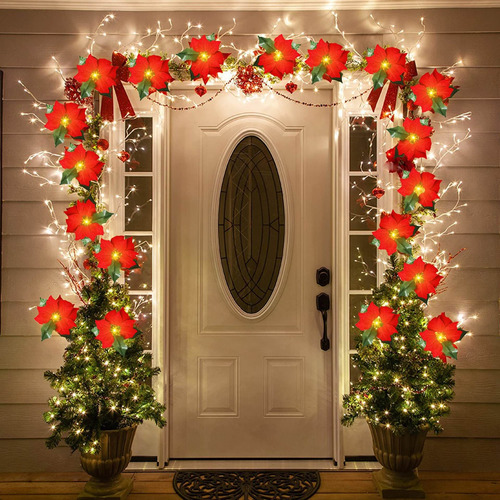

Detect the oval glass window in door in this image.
[218,136,286,314]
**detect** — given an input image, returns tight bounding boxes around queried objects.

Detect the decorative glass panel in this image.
[124,117,153,172]
[349,234,377,290]
[349,295,370,349]
[349,116,377,172]
[126,236,152,291]
[349,176,377,231]
[218,136,285,314]
[125,177,152,231]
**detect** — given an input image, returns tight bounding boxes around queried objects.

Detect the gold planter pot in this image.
[368,422,428,499]
[78,425,137,500]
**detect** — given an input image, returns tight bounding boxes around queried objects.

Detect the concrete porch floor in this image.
[0,471,499,499]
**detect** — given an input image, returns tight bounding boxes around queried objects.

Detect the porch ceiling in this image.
[0,0,500,10]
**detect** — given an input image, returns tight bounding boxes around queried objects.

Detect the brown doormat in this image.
[173,470,320,500]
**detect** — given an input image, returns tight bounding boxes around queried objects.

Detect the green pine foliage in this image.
[342,252,456,435]
[43,249,166,454]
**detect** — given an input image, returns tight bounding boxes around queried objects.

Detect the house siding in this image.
[0,8,498,472]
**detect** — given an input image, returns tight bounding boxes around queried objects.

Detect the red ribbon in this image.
[100,52,136,122]
[368,61,418,119]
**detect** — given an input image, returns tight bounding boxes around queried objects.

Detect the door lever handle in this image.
[316,293,330,351]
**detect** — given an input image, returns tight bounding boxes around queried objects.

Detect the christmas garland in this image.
[30,21,470,449]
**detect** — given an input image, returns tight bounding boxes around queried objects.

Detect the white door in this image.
[169,90,333,458]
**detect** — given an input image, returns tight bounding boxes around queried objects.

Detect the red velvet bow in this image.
[100,52,136,122]
[368,61,418,119]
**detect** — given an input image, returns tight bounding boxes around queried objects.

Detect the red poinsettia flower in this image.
[35,295,78,339]
[385,146,415,176]
[372,210,417,256]
[95,236,138,281]
[180,35,229,84]
[74,54,118,96]
[420,313,466,363]
[95,308,137,349]
[356,302,400,343]
[396,118,433,162]
[305,39,348,83]
[365,45,407,88]
[45,101,88,145]
[411,69,455,114]
[59,144,104,187]
[64,200,104,241]
[398,168,442,210]
[398,256,442,300]
[129,54,174,99]
[257,34,300,80]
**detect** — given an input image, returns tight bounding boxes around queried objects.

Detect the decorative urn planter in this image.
[368,422,429,499]
[78,425,137,500]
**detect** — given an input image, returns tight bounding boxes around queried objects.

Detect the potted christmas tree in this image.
[33,73,166,499]
[342,62,466,499]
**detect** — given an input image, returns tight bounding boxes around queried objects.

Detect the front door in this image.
[169,90,333,458]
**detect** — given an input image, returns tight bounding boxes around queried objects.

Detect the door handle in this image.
[316,293,330,351]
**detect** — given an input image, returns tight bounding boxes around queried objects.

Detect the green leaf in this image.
[253,55,262,67]
[450,85,460,98]
[458,328,468,341]
[311,64,327,84]
[432,97,448,117]
[372,69,386,90]
[78,56,87,65]
[396,237,413,256]
[361,327,378,347]
[80,79,95,99]
[108,260,122,282]
[156,83,169,93]
[176,47,199,62]
[387,125,409,140]
[408,91,416,102]
[53,125,67,147]
[418,336,426,349]
[38,297,47,307]
[403,192,419,213]
[92,209,113,225]
[309,40,318,50]
[46,104,53,114]
[442,340,458,360]
[133,328,143,339]
[91,326,99,337]
[420,117,430,126]
[366,47,375,57]
[128,56,137,67]
[81,237,92,246]
[93,242,101,253]
[371,238,380,249]
[360,304,369,313]
[402,169,411,179]
[41,321,55,341]
[258,36,276,54]
[399,279,416,297]
[60,168,78,185]
[206,33,216,41]
[291,41,301,51]
[67,143,77,152]
[137,79,151,100]
[112,336,128,356]
[128,260,141,271]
